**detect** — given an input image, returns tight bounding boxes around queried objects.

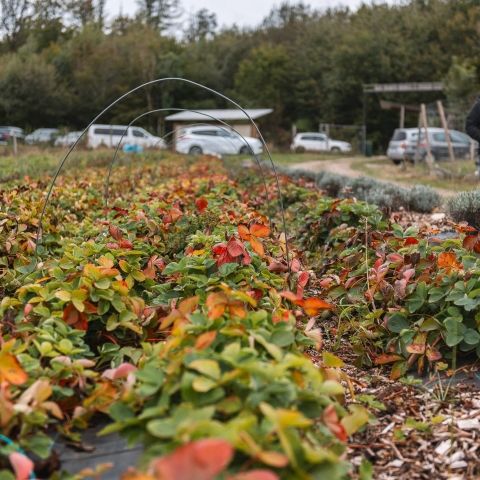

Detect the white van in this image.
[87,124,166,149]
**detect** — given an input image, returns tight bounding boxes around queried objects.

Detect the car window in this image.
[216,129,234,137]
[132,129,146,138]
[94,128,127,136]
[192,130,218,136]
[301,134,324,141]
[432,132,446,142]
[450,131,470,144]
[392,130,407,141]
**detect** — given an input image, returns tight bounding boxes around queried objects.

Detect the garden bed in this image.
[0,154,479,479]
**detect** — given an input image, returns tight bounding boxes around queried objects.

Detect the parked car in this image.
[87,124,166,149]
[290,132,352,153]
[25,128,59,144]
[175,126,263,156]
[0,126,25,142]
[409,128,478,162]
[386,128,421,164]
[54,131,83,147]
[388,127,478,164]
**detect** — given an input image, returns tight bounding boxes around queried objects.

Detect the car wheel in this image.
[392,159,402,165]
[239,146,250,155]
[295,146,306,153]
[330,147,341,153]
[189,146,203,155]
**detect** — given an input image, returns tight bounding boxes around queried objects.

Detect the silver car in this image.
[386,128,421,164]
[25,128,59,144]
[175,126,263,156]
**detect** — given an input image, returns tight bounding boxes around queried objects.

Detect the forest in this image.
[1,0,480,148]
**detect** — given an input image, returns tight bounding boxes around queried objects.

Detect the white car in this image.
[87,124,166,149]
[175,126,263,156]
[25,128,59,144]
[54,131,83,147]
[291,132,351,153]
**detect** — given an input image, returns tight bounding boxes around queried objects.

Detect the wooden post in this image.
[420,103,434,169]
[400,105,405,128]
[436,100,455,162]
[13,135,17,156]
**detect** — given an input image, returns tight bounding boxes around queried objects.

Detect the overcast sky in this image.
[106,0,398,27]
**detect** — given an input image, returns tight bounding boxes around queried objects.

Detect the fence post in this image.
[437,100,455,162]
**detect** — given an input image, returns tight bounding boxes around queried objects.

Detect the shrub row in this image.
[264,162,443,213]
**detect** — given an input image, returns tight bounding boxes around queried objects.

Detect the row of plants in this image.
[268,162,443,213]
[238,166,480,380]
[0,155,371,479]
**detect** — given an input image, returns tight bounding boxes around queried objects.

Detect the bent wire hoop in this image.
[36,77,290,268]
[104,108,269,209]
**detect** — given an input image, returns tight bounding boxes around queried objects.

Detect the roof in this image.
[165,109,273,122]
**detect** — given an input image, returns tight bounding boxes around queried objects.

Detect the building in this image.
[165,109,273,145]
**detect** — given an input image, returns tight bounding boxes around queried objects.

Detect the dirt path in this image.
[287,156,456,198]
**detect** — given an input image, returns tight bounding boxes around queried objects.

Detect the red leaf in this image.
[323,404,348,442]
[118,239,133,250]
[102,363,137,380]
[195,197,208,213]
[227,238,245,258]
[9,452,34,480]
[62,304,88,331]
[151,439,234,480]
[404,237,419,246]
[463,234,480,251]
[109,224,123,241]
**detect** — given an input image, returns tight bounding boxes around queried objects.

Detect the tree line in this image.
[1,0,480,149]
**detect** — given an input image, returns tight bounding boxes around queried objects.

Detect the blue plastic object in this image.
[123,144,144,153]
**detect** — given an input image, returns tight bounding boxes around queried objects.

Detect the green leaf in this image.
[188,359,221,380]
[94,278,111,290]
[270,330,295,347]
[463,328,480,346]
[147,418,177,438]
[359,459,373,480]
[387,313,409,333]
[444,317,466,347]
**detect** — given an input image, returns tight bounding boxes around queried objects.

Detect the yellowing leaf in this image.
[189,359,221,380]
[341,405,369,436]
[55,290,71,302]
[192,376,217,392]
[322,352,344,368]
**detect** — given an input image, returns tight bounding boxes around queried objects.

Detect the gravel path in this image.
[286,156,456,198]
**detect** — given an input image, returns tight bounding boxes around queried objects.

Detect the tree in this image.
[0,0,31,49]
[0,52,68,126]
[262,1,312,28]
[136,0,181,32]
[185,8,217,42]
[65,0,106,28]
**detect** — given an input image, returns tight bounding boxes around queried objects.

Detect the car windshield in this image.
[392,130,407,141]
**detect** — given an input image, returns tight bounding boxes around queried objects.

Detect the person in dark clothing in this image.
[465,98,480,175]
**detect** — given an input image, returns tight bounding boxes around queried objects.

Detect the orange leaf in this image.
[228,471,279,480]
[62,304,88,331]
[279,291,301,302]
[0,351,28,386]
[373,354,403,365]
[151,439,233,480]
[195,331,217,350]
[302,297,334,316]
[178,296,199,316]
[437,252,462,272]
[250,223,270,238]
[238,224,251,241]
[249,236,265,257]
[206,292,227,320]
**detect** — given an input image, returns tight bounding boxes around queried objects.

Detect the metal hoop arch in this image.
[35,77,290,268]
